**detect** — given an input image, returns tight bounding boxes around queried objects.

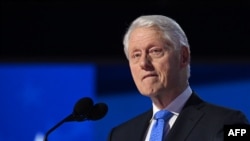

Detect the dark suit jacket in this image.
[107,93,249,141]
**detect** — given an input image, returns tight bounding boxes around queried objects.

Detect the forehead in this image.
[128,27,169,50]
[129,27,164,45]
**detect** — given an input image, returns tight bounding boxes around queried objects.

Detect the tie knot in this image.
[154,110,172,121]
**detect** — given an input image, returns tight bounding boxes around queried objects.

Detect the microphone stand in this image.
[43,100,107,141]
[44,114,83,141]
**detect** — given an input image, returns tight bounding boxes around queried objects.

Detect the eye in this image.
[149,48,164,57]
[131,52,141,59]
[129,51,141,63]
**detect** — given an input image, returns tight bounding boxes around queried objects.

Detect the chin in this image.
[140,89,158,97]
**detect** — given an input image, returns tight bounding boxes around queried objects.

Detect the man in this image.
[107,15,249,141]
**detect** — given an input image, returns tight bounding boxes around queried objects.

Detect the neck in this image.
[151,84,189,109]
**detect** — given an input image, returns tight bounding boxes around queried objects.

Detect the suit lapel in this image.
[166,93,205,141]
[134,110,153,141]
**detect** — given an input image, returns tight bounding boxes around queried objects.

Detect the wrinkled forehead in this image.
[128,26,173,48]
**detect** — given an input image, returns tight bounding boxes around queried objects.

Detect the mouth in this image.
[142,74,158,80]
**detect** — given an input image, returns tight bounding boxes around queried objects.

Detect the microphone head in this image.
[88,103,108,121]
[73,97,94,115]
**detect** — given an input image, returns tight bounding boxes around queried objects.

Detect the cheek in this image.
[158,65,169,84]
[129,65,139,79]
[156,58,177,83]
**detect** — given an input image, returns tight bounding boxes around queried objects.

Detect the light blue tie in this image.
[149,110,173,141]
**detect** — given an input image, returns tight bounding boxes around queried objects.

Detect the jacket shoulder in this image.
[114,109,152,130]
[108,109,152,141]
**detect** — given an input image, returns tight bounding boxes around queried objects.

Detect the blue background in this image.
[2,1,249,141]
[0,62,249,141]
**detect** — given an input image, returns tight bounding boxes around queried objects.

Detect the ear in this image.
[180,46,190,68]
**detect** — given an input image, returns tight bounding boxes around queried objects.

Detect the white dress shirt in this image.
[144,86,192,141]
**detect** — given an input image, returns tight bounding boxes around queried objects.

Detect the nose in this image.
[139,54,153,70]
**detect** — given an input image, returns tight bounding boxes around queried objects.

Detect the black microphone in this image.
[88,103,108,120]
[64,97,94,122]
[43,97,108,141]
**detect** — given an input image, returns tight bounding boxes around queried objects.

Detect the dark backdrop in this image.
[1,2,250,140]
[1,0,250,63]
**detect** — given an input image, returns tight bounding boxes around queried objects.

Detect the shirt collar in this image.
[152,86,192,116]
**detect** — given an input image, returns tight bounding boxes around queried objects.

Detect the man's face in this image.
[128,27,185,97]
